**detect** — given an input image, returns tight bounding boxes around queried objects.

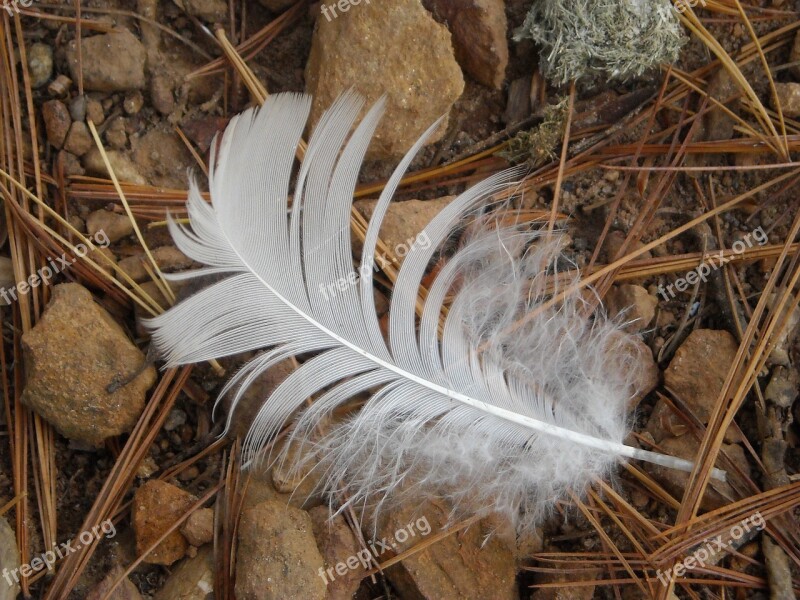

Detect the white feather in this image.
[145,92,724,531]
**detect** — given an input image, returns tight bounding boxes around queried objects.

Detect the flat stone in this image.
[66,29,147,92]
[86,209,134,243]
[41,100,71,148]
[604,284,657,332]
[132,480,197,565]
[21,284,156,446]
[82,148,147,185]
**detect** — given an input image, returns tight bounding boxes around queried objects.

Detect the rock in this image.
[42,100,71,148]
[0,517,19,600]
[28,43,53,88]
[63,122,94,157]
[90,246,117,277]
[619,333,659,410]
[308,507,365,600]
[69,96,87,122]
[85,566,143,600]
[423,0,508,88]
[663,329,738,424]
[642,433,749,510]
[172,0,226,21]
[86,97,105,125]
[257,0,294,10]
[530,553,595,600]
[82,148,147,184]
[150,75,175,116]
[86,209,134,243]
[117,246,194,285]
[306,0,464,159]
[604,230,651,262]
[66,29,147,92]
[123,91,144,115]
[132,129,193,188]
[235,501,326,600]
[154,546,214,600]
[765,366,799,408]
[20,284,156,446]
[604,284,657,332]
[59,150,85,176]
[48,74,72,97]
[132,480,197,565]
[353,196,453,262]
[763,537,794,600]
[773,82,800,118]
[376,499,517,599]
[105,117,128,150]
[181,508,214,547]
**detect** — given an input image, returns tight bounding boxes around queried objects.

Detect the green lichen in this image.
[498,98,569,167]
[514,0,687,85]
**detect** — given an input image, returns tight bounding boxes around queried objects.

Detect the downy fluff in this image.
[146,92,720,532]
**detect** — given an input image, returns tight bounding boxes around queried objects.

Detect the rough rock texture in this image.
[305,0,464,159]
[85,566,143,600]
[83,148,147,185]
[642,434,749,510]
[66,29,147,92]
[423,0,508,88]
[87,209,134,243]
[353,196,454,261]
[132,480,197,565]
[27,42,54,89]
[604,284,657,332]
[117,246,193,285]
[235,501,326,600]
[132,129,193,188]
[63,122,93,157]
[42,100,71,148]
[181,508,214,547]
[377,500,518,599]
[663,329,738,424]
[309,507,364,600]
[0,517,19,600]
[154,546,214,600]
[21,284,156,446]
[774,82,800,118]
[621,334,659,410]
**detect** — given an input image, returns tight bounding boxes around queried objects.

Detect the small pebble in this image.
[27,43,53,88]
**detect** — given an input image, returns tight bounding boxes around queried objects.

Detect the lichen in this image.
[497,98,569,167]
[514,0,687,85]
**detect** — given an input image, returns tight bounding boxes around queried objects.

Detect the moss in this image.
[497,98,569,167]
[514,0,686,84]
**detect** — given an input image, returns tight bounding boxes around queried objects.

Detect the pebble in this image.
[150,75,175,116]
[0,517,19,600]
[66,29,147,92]
[604,284,657,332]
[104,117,128,150]
[27,43,53,88]
[305,0,464,159]
[86,97,105,125]
[69,95,87,122]
[41,100,71,148]
[131,129,193,188]
[153,546,214,600]
[132,480,197,565]
[235,501,326,600]
[86,209,134,242]
[123,91,144,115]
[58,150,85,176]
[82,148,147,185]
[171,0,227,21]
[423,0,508,88]
[20,284,156,446]
[47,74,72,97]
[353,196,454,263]
[181,508,214,547]
[765,366,799,408]
[117,246,193,285]
[308,507,364,600]
[85,566,143,600]
[773,82,800,118]
[63,122,94,157]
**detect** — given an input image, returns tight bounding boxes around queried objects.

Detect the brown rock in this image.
[604,284,657,332]
[132,480,197,565]
[47,74,72,97]
[41,100,71,148]
[66,29,147,92]
[642,434,748,510]
[85,566,143,600]
[774,82,800,118]
[58,150,85,176]
[353,196,454,262]
[117,246,194,285]
[150,75,175,116]
[86,97,105,125]
[172,0,226,21]
[235,501,326,600]
[664,329,738,424]
[309,507,365,600]
[376,499,517,599]
[82,148,147,184]
[63,122,94,157]
[87,209,134,243]
[154,546,214,600]
[305,0,464,159]
[181,508,214,547]
[132,129,193,188]
[423,0,508,88]
[20,284,156,446]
